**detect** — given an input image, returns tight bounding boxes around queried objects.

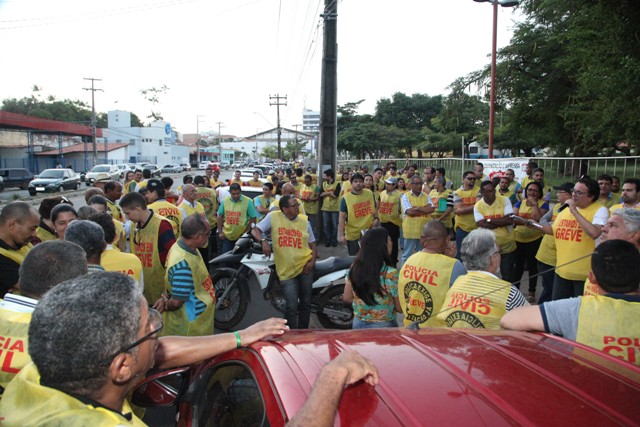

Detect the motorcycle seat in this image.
[313,256,354,280]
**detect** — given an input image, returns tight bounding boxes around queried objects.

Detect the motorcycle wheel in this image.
[317,283,353,330]
[212,270,249,330]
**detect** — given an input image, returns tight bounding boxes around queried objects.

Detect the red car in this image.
[134,329,640,426]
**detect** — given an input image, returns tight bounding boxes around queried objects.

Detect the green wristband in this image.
[233,331,242,349]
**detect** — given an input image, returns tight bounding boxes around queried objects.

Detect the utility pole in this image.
[215,121,224,162]
[196,115,206,166]
[269,94,287,160]
[319,0,338,175]
[83,77,103,167]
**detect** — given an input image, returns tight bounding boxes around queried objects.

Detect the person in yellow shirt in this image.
[87,195,127,252]
[398,221,466,328]
[210,171,224,189]
[378,177,402,263]
[146,179,182,238]
[552,178,609,300]
[103,181,125,223]
[609,178,640,212]
[437,228,528,329]
[90,212,143,286]
[338,173,379,256]
[156,215,215,337]
[474,180,516,283]
[501,239,640,366]
[252,194,317,329]
[453,171,480,259]
[120,191,177,304]
[229,170,243,186]
[193,175,219,263]
[178,184,206,222]
[401,176,434,264]
[320,169,340,247]
[429,176,454,236]
[596,174,617,209]
[217,183,257,253]
[512,181,549,302]
[0,240,87,396]
[300,174,321,240]
[583,208,640,296]
[0,270,290,426]
[0,202,38,297]
[611,175,622,202]
[530,182,573,304]
[246,171,263,188]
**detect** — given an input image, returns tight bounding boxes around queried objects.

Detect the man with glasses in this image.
[453,171,481,258]
[401,176,434,265]
[0,272,289,425]
[120,192,177,304]
[252,194,317,329]
[552,177,608,300]
[156,215,216,336]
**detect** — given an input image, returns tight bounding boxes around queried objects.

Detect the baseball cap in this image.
[385,177,398,185]
[553,182,574,192]
[147,179,164,191]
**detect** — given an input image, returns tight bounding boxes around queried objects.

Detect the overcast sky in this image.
[0,0,522,137]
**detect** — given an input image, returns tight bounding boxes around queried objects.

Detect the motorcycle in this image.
[209,234,354,330]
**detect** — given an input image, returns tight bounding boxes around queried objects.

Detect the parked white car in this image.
[85,164,120,186]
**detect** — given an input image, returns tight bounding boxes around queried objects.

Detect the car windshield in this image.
[39,170,64,179]
[163,165,173,168]
[91,166,110,172]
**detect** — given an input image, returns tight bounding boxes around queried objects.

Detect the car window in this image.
[39,170,64,178]
[194,363,268,427]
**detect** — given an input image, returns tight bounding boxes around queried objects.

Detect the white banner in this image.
[479,158,530,185]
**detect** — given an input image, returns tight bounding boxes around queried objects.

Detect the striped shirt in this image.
[167,258,206,321]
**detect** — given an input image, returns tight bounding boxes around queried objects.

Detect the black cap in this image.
[147,179,164,191]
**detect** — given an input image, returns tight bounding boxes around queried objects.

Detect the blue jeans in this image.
[280,270,313,329]
[308,213,319,241]
[538,261,554,304]
[352,317,398,329]
[322,210,338,245]
[221,238,237,254]
[455,228,470,261]
[401,238,421,265]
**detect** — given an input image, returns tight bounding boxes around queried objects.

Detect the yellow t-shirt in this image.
[453,187,479,232]
[552,202,603,281]
[474,195,516,254]
[321,181,340,212]
[271,212,312,280]
[402,192,431,239]
[343,190,375,241]
[378,190,402,227]
[398,252,457,327]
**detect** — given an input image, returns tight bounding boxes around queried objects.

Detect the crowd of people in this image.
[0,159,638,424]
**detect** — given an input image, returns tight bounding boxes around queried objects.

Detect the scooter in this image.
[209,234,354,330]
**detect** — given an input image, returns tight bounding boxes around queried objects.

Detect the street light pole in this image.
[474,0,518,159]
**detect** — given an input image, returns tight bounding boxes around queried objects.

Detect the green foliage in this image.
[261,146,278,159]
[283,139,308,160]
[460,0,640,156]
[1,86,145,128]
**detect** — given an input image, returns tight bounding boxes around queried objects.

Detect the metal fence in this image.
[338,156,640,189]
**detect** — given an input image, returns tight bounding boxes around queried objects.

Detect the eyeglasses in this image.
[100,308,163,366]
[466,177,476,181]
[287,203,300,209]
[573,190,587,196]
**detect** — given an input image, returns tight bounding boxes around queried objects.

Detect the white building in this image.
[100,110,189,165]
[303,109,320,134]
[223,127,315,160]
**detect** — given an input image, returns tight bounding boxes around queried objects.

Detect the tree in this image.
[261,146,278,159]
[140,85,169,122]
[374,92,443,157]
[284,139,308,161]
[458,0,640,158]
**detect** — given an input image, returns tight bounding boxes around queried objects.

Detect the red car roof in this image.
[248,328,640,426]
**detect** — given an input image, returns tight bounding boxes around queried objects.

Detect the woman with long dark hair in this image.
[343,227,401,329]
[513,181,549,302]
